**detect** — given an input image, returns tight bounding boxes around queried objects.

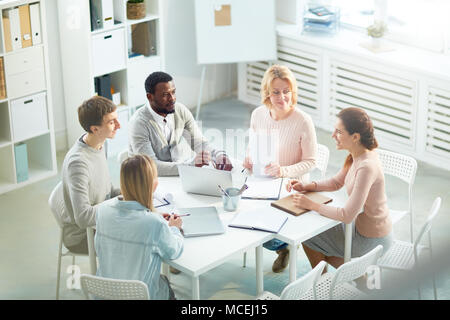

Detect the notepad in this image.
[228,207,288,233]
[241,176,283,200]
[271,192,333,216]
[177,206,225,237]
[153,190,173,208]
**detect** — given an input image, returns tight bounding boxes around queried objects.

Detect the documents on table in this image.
[241,176,283,200]
[153,190,173,208]
[228,207,287,233]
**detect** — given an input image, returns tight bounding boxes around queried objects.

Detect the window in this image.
[330,0,450,53]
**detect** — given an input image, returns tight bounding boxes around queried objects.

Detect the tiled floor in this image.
[0,97,449,300]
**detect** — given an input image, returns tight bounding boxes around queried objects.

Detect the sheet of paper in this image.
[249,129,279,178]
[242,176,283,199]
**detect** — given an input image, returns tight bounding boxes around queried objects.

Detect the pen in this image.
[218,185,231,198]
[170,212,190,217]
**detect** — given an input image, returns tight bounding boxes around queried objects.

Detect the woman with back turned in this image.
[95,154,183,299]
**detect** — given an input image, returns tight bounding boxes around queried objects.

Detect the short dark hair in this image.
[145,71,173,94]
[78,96,117,133]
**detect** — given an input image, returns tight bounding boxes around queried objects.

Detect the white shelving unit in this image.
[0,0,57,195]
[57,0,165,157]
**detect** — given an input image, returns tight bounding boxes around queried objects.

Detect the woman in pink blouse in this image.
[243,64,317,181]
[243,64,318,273]
[287,107,393,271]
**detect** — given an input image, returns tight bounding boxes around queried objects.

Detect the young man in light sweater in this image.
[57,96,121,254]
[128,71,233,176]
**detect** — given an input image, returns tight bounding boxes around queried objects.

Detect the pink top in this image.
[249,105,317,181]
[314,150,392,238]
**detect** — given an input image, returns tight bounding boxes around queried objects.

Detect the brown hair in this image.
[337,107,378,169]
[78,96,117,133]
[120,154,158,211]
[260,64,298,109]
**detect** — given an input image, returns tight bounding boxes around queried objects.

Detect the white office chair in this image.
[377,149,417,242]
[80,274,150,300]
[257,260,327,300]
[49,182,88,300]
[302,245,384,300]
[117,149,129,164]
[316,143,330,179]
[377,197,441,300]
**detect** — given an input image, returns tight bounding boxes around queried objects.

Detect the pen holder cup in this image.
[222,187,241,212]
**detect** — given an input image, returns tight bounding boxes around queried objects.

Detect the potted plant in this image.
[367,21,387,48]
[127,0,146,20]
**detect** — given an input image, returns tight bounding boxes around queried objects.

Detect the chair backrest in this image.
[48,181,65,229]
[377,149,417,185]
[316,144,330,179]
[80,274,150,300]
[280,260,327,300]
[329,245,383,299]
[117,149,129,164]
[413,197,442,254]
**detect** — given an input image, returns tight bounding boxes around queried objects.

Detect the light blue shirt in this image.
[95,197,184,300]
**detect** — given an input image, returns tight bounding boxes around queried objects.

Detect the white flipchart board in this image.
[194,0,277,64]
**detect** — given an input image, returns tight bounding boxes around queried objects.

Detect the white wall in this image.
[161,0,237,108]
[44,0,237,151]
[45,0,67,151]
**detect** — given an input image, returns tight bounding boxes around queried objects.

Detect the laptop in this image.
[177,164,233,197]
[177,206,225,237]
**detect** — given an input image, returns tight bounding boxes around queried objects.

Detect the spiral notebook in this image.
[228,207,288,233]
[271,192,332,216]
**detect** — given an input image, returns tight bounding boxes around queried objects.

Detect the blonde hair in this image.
[120,154,158,211]
[260,64,298,109]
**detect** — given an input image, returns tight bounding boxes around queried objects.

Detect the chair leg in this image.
[243,252,247,268]
[56,234,63,300]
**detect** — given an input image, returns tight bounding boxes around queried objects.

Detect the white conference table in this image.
[156,174,352,299]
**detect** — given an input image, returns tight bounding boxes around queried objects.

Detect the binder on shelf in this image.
[131,22,152,56]
[94,74,112,100]
[90,0,102,31]
[89,0,114,31]
[14,143,29,183]
[2,12,13,52]
[271,192,333,216]
[29,3,42,45]
[229,207,288,234]
[18,4,32,48]
[0,57,6,100]
[7,8,22,51]
[101,0,114,28]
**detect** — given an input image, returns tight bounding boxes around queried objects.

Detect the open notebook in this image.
[241,176,283,200]
[271,192,333,216]
[228,207,288,233]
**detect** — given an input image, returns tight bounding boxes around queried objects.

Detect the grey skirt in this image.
[303,223,393,258]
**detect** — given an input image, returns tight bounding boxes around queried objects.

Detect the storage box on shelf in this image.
[0,0,56,195]
[58,0,165,157]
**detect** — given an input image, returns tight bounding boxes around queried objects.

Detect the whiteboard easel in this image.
[194,0,277,119]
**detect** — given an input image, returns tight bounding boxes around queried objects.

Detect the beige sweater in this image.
[248,105,317,181]
[314,151,392,238]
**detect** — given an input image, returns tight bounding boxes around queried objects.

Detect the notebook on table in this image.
[241,176,283,200]
[228,207,288,233]
[177,206,225,237]
[271,192,333,216]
